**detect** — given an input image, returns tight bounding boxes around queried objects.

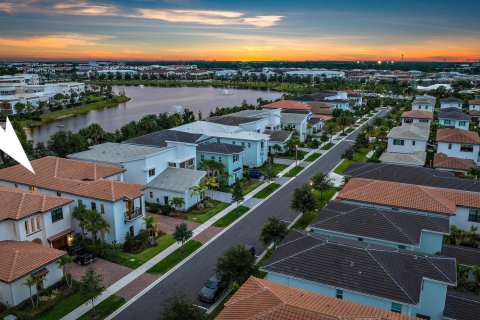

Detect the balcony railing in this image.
[125,208,142,222]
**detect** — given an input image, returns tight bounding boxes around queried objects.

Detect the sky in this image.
[0,0,479,62]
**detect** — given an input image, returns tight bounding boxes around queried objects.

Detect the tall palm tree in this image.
[189,185,204,209]
[72,204,88,235]
[57,255,75,287]
[23,274,43,308]
[143,215,158,246]
[169,197,185,212]
[204,176,220,198]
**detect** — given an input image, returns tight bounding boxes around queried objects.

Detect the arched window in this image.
[31,218,35,233]
[25,220,29,234]
[36,216,42,230]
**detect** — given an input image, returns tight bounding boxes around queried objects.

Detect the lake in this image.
[28,85,284,142]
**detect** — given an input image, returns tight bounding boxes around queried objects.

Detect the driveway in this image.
[150,214,200,234]
[67,258,131,288]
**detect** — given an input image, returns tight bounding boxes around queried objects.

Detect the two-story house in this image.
[197,142,244,185]
[261,230,456,320]
[0,186,73,248]
[468,98,480,123]
[438,108,471,130]
[0,157,146,244]
[440,97,463,110]
[411,95,436,112]
[401,110,433,126]
[280,112,309,142]
[309,201,449,254]
[379,123,429,166]
[437,128,480,164]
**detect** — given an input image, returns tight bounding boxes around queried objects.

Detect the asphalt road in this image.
[113,109,388,320]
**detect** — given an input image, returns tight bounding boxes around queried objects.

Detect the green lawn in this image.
[241,180,263,195]
[284,166,304,177]
[116,234,176,269]
[275,150,307,160]
[213,206,250,227]
[39,292,88,320]
[147,240,202,274]
[270,163,289,174]
[346,127,355,133]
[253,183,281,199]
[184,201,230,223]
[320,143,333,150]
[333,148,370,175]
[78,295,125,320]
[292,188,337,230]
[304,153,321,162]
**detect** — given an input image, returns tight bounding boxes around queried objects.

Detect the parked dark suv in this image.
[198,276,226,303]
[66,244,96,265]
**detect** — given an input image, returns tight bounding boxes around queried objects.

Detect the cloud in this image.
[53,1,118,16]
[0,3,16,13]
[0,33,112,48]
[135,9,283,27]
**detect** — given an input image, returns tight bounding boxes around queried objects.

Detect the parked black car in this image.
[198,276,226,303]
[66,244,96,265]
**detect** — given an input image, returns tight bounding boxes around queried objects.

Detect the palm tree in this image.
[204,176,220,198]
[189,185,204,209]
[143,215,158,246]
[57,255,75,287]
[363,123,375,138]
[23,274,43,308]
[72,204,88,235]
[82,210,110,242]
[311,172,334,201]
[169,197,185,212]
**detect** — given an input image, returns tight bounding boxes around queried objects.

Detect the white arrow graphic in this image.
[0,117,35,174]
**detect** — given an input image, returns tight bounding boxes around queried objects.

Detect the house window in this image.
[459,121,466,127]
[200,155,204,160]
[233,154,239,163]
[100,204,105,214]
[444,120,451,125]
[358,237,363,242]
[188,159,194,167]
[168,162,176,167]
[261,141,265,148]
[232,141,235,145]
[419,119,428,123]
[393,139,404,146]
[448,143,452,150]
[391,302,402,313]
[398,245,406,250]
[248,143,251,148]
[25,220,29,234]
[468,209,480,222]
[241,142,245,147]
[78,199,83,206]
[164,196,169,204]
[211,156,215,160]
[91,202,97,211]
[217,138,220,143]
[404,118,413,123]
[148,168,156,177]
[149,191,153,198]
[14,183,18,188]
[51,208,64,223]
[412,140,416,146]
[336,289,343,299]
[29,186,36,192]
[56,192,61,197]
[31,218,36,233]
[460,144,474,152]
[219,157,222,163]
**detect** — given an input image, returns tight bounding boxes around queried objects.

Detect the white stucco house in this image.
[411,95,436,112]
[440,97,463,110]
[280,112,309,142]
[380,123,429,166]
[436,128,480,164]
[0,241,65,307]
[469,98,480,112]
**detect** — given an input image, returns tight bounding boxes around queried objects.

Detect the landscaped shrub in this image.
[73,233,122,263]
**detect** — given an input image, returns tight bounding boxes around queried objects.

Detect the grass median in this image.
[304,153,321,162]
[78,295,125,320]
[253,183,280,199]
[116,234,176,269]
[284,166,304,177]
[147,240,202,274]
[184,201,230,224]
[213,206,249,228]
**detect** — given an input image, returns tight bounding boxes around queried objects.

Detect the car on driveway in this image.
[198,276,226,303]
[66,244,96,265]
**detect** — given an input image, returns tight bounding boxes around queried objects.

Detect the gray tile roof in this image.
[123,129,206,148]
[441,97,464,103]
[148,167,206,193]
[281,113,308,124]
[387,123,429,140]
[444,289,480,320]
[207,116,260,126]
[262,230,456,305]
[228,110,265,118]
[442,244,480,266]
[310,201,449,246]
[439,108,471,121]
[342,163,480,193]
[197,142,244,154]
[412,95,436,105]
[68,142,166,164]
[264,130,292,143]
[379,151,426,166]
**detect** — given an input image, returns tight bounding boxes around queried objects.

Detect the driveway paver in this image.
[151,214,200,234]
[116,273,160,301]
[67,258,132,288]
[193,226,224,244]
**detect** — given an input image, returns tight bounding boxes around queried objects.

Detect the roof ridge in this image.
[426,256,456,284]
[16,193,25,220]
[54,157,59,178]
[8,249,20,282]
[420,186,456,214]
[378,208,417,244]
[275,231,310,249]
[263,242,326,268]
[365,249,417,304]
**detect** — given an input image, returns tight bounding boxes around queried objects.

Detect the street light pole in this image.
[295,145,299,166]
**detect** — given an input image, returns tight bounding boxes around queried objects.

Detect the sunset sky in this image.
[1,0,479,62]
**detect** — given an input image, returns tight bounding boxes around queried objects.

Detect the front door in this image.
[164,196,169,205]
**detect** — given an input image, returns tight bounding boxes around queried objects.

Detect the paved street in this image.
[112,109,388,320]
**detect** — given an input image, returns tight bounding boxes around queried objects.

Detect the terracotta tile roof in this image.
[437,128,480,145]
[401,110,433,119]
[314,114,333,121]
[0,157,145,202]
[338,178,480,215]
[469,110,480,117]
[469,99,480,105]
[217,276,417,320]
[433,153,474,172]
[0,185,73,222]
[262,100,310,110]
[0,241,65,283]
[47,227,74,242]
